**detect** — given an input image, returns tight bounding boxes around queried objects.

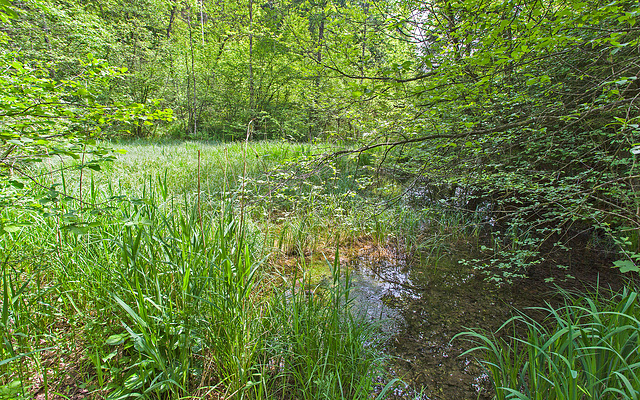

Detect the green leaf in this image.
[102,350,117,362]
[62,224,90,235]
[613,260,639,273]
[8,180,24,189]
[2,225,20,233]
[106,333,128,346]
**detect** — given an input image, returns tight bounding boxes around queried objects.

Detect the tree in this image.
[0,1,172,232]
[320,0,640,280]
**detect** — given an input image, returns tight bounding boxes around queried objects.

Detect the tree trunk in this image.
[167,4,177,38]
[360,2,368,86]
[188,12,197,136]
[200,0,205,47]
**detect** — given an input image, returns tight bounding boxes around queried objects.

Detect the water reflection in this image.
[347,246,541,400]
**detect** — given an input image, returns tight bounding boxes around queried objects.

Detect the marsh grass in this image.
[3,138,566,399]
[0,139,399,399]
[455,287,640,400]
[259,252,392,400]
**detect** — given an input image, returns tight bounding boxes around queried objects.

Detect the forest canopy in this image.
[1,0,640,279]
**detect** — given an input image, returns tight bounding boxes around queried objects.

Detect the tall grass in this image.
[260,251,388,400]
[0,139,394,399]
[455,287,640,400]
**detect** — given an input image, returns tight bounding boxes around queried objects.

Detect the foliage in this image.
[304,0,640,280]
[3,0,407,140]
[4,0,640,394]
[455,287,640,400]
[0,140,393,399]
[0,49,172,231]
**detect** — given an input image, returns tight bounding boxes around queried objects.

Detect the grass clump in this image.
[455,287,640,400]
[0,139,393,399]
[260,254,386,400]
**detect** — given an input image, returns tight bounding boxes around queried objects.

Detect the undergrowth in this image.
[0,139,397,399]
[5,139,637,399]
[455,287,640,400]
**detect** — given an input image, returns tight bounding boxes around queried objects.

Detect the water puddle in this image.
[347,245,544,400]
[339,177,624,398]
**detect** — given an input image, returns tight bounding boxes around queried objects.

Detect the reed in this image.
[455,287,640,400]
[0,139,394,399]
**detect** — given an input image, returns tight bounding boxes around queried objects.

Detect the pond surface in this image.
[347,244,547,400]
[346,237,625,399]
[342,180,625,399]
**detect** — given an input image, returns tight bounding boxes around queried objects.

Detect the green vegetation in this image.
[456,288,640,400]
[0,141,398,399]
[3,0,639,280]
[2,0,640,398]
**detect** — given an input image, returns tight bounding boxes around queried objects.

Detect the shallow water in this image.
[347,246,545,400]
